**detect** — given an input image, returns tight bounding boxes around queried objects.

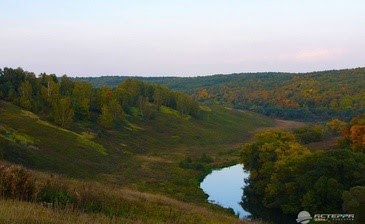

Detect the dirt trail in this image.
[232,107,306,131]
[254,119,306,132]
[273,119,306,129]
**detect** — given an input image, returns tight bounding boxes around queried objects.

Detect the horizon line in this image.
[2,66,365,79]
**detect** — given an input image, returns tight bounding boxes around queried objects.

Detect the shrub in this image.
[74,183,105,213]
[0,163,35,201]
[38,180,76,209]
[294,125,325,144]
[179,157,205,171]
[199,153,213,163]
[179,156,192,168]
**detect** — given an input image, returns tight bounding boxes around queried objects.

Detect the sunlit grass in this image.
[0,200,128,224]
[160,105,191,120]
[0,163,249,224]
[0,125,35,145]
[0,100,274,223]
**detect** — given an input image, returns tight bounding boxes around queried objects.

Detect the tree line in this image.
[80,68,365,121]
[193,69,365,121]
[0,67,200,128]
[241,114,365,223]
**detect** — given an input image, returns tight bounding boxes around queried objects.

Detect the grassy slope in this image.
[0,200,127,224]
[0,199,250,224]
[0,100,274,222]
[99,105,274,201]
[0,101,111,177]
[0,166,253,224]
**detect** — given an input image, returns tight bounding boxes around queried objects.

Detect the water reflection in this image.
[200,164,250,218]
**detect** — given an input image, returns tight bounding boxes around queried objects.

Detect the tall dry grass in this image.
[0,199,132,224]
[0,161,255,224]
[0,163,35,201]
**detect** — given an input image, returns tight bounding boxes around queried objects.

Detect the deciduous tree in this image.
[18,80,33,110]
[52,97,74,128]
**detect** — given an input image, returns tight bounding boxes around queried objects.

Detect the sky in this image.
[1,0,365,77]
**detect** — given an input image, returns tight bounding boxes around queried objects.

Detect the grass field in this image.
[0,100,274,222]
[0,165,252,224]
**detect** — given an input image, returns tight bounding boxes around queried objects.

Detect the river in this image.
[200,164,250,219]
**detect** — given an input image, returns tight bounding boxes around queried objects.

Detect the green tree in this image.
[115,79,143,110]
[153,86,167,111]
[52,97,74,128]
[0,67,26,101]
[293,125,325,144]
[176,93,190,117]
[99,104,113,128]
[342,186,365,224]
[60,75,74,96]
[108,98,124,121]
[40,77,60,105]
[18,80,33,110]
[72,82,92,119]
[241,130,365,220]
[99,98,124,128]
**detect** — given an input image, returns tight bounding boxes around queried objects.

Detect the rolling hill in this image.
[0,98,273,223]
[77,67,365,121]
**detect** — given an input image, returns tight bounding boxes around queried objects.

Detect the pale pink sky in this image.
[1,1,364,77]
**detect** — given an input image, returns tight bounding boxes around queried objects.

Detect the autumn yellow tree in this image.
[349,125,365,151]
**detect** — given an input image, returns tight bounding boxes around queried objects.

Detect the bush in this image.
[0,163,35,201]
[179,157,205,170]
[38,180,76,208]
[179,156,193,169]
[199,153,213,163]
[74,183,105,213]
[294,125,325,144]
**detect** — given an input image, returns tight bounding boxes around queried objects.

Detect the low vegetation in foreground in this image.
[0,162,251,224]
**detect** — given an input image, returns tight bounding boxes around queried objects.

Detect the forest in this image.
[79,68,365,121]
[0,67,200,129]
[241,114,365,223]
[1,66,276,223]
[0,67,364,224]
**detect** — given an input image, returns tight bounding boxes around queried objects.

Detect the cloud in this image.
[293,48,345,62]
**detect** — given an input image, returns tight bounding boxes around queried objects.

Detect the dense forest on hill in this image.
[241,114,365,223]
[0,67,200,128]
[78,68,365,121]
[0,67,278,223]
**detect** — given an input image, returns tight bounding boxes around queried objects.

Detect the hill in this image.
[0,98,273,223]
[78,68,365,121]
[0,99,273,199]
[0,161,251,224]
[0,67,277,222]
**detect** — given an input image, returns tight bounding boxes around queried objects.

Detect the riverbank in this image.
[200,164,250,218]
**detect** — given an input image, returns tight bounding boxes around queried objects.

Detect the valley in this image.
[0,67,364,223]
[0,87,273,223]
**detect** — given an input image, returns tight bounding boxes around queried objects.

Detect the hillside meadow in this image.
[0,161,256,224]
[0,97,274,223]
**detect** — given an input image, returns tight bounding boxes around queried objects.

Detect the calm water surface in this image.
[200,164,250,218]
